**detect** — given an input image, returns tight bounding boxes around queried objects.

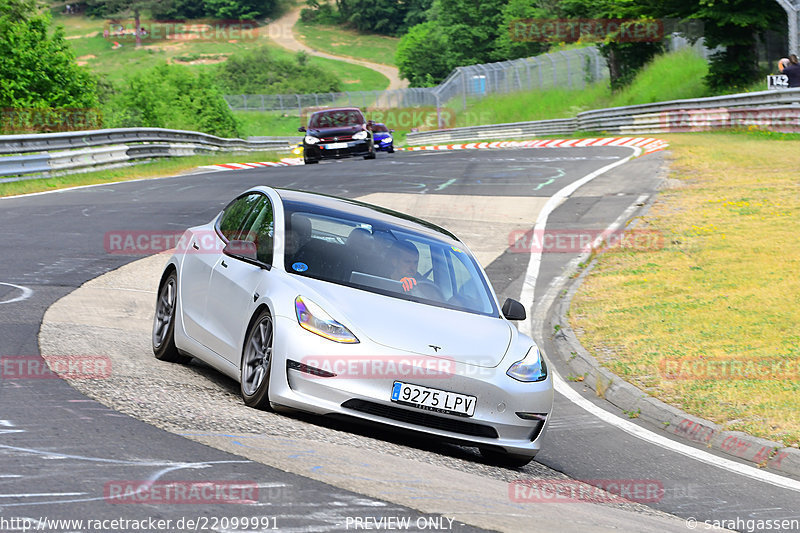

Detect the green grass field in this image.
[295,21,400,66]
[56,14,389,91]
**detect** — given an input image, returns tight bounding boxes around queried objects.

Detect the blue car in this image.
[370,123,394,153]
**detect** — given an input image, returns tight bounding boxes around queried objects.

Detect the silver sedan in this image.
[152,187,553,466]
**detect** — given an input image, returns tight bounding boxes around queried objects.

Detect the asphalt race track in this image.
[1,147,799,532]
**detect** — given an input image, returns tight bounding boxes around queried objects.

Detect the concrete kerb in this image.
[547,227,800,479]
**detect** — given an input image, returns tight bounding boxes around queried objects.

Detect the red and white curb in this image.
[200,157,303,171]
[199,137,668,171]
[399,137,668,155]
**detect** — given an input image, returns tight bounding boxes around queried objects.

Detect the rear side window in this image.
[217,193,263,241]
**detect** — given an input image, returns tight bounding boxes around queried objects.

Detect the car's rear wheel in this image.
[241,310,274,410]
[480,447,535,468]
[152,272,191,364]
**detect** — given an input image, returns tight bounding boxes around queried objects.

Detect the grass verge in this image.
[569,131,800,446]
[294,21,399,66]
[0,150,291,198]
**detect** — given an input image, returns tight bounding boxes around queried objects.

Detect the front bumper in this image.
[304,139,372,161]
[269,315,554,457]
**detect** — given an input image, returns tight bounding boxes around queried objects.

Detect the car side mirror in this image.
[502,298,526,321]
[298,126,306,132]
[390,129,395,133]
[223,240,265,267]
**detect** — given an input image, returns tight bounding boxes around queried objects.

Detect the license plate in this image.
[391,381,476,417]
[324,142,348,149]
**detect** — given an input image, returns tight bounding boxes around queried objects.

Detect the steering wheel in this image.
[412,280,444,301]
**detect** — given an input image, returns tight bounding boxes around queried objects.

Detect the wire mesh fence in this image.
[223,46,607,115]
[223,38,711,127]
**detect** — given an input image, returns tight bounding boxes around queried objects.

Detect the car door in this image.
[202,196,275,364]
[180,192,263,346]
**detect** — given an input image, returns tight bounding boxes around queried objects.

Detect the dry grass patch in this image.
[570,132,800,446]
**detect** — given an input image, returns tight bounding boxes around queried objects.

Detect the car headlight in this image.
[506,345,548,382]
[381,136,393,143]
[304,135,320,145]
[352,130,368,140]
[295,296,359,343]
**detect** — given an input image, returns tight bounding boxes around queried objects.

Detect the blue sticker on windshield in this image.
[292,262,309,272]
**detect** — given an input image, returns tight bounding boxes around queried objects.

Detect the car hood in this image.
[307,125,364,137]
[373,132,391,140]
[299,277,511,368]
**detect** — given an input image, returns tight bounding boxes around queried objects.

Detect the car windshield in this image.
[309,110,364,128]
[283,201,498,317]
[372,124,389,132]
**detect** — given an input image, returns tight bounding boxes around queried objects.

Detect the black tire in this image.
[388,146,395,153]
[364,146,376,159]
[304,155,318,164]
[240,310,274,410]
[480,447,535,468]
[152,272,191,363]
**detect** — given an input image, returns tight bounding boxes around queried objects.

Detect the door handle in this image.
[221,260,228,268]
[192,241,199,250]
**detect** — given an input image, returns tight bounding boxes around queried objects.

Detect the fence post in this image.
[436,92,442,129]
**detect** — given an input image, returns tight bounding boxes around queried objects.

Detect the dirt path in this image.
[263,8,408,91]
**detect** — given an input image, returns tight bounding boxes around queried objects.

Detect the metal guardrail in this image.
[0,127,291,180]
[0,127,287,155]
[406,89,800,145]
[404,119,578,145]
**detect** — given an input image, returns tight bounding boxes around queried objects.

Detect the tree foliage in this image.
[215,46,342,94]
[650,0,785,92]
[395,21,451,86]
[0,0,97,109]
[103,63,239,138]
[302,0,431,36]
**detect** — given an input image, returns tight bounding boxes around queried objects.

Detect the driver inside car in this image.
[386,240,422,292]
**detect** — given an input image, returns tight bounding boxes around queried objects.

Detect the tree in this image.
[437,0,507,67]
[0,0,97,109]
[105,63,239,137]
[552,0,663,90]
[492,0,551,61]
[395,20,451,86]
[650,0,785,92]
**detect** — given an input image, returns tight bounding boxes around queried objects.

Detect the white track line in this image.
[518,146,800,493]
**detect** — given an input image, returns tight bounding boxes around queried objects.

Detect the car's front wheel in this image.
[480,447,535,468]
[364,145,376,159]
[241,310,274,410]
[303,155,318,164]
[153,272,192,364]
